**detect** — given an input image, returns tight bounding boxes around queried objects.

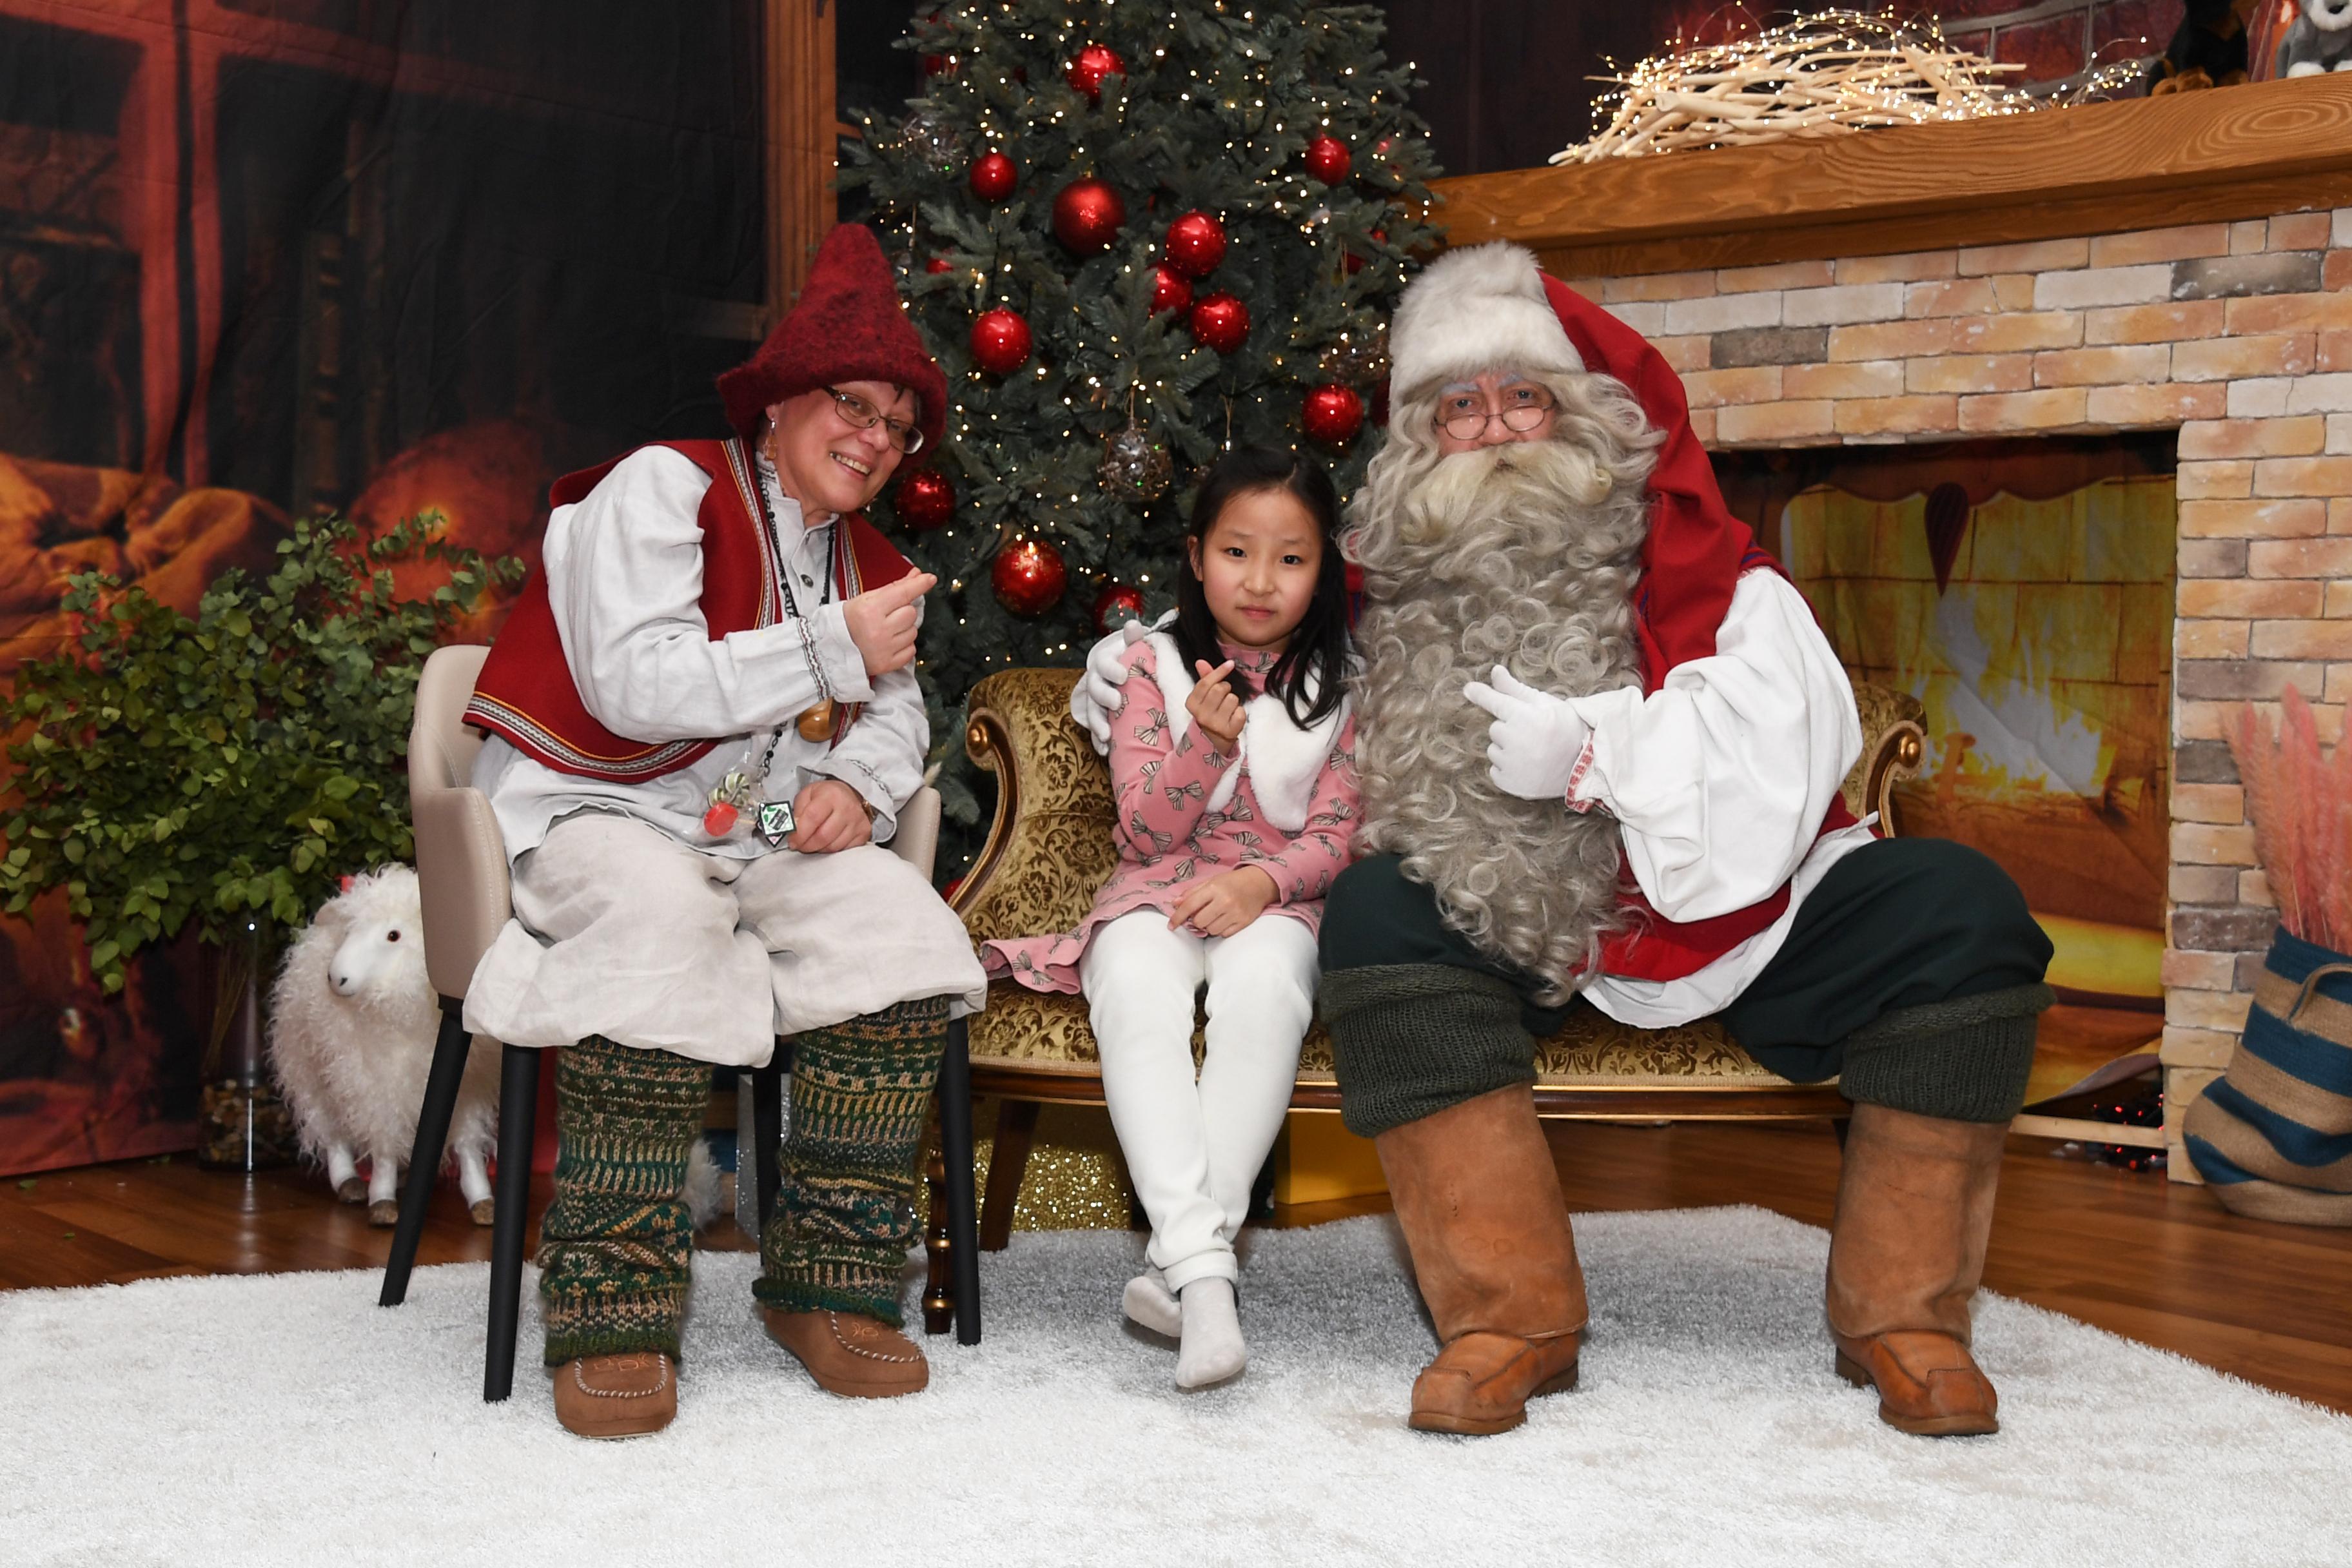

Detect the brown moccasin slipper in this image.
[761,1308,929,1398]
[552,1351,677,1439]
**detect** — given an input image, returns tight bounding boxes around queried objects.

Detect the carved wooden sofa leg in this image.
[981,1099,1041,1251]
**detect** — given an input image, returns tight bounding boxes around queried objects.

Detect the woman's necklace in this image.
[701,446,845,845]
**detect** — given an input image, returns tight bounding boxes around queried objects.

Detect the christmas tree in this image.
[839,1,1442,834]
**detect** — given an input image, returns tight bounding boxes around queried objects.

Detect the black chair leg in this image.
[753,1050,786,1235]
[483,1043,542,1403]
[939,1014,982,1346]
[379,1002,471,1308]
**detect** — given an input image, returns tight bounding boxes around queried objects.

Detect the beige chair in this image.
[380,644,981,1402]
[948,668,1927,1247]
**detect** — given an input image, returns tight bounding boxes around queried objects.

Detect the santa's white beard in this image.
[1351,440,1650,1001]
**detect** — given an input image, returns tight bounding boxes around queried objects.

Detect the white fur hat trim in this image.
[1389,240,1583,400]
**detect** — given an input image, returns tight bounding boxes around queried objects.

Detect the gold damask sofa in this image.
[949,667,1926,1246]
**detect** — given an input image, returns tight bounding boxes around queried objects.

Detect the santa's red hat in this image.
[716,224,947,452]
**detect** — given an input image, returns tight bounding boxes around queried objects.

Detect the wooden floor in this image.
[6,1121,2349,1415]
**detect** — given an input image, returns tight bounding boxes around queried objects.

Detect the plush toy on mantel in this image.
[2280,0,2352,75]
[2148,0,2255,93]
[268,865,502,1226]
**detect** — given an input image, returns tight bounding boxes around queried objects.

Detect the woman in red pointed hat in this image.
[462,223,985,1438]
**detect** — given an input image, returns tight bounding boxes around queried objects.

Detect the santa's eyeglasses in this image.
[823,386,925,454]
[1435,384,1556,442]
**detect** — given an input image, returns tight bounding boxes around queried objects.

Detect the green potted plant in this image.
[1,514,520,1169]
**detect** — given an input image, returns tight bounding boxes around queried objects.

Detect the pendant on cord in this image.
[796,698,840,741]
[756,799,796,847]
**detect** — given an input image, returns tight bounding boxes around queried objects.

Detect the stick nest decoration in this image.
[1556,9,2146,164]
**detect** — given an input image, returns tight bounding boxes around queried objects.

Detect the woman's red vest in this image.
[466,438,915,781]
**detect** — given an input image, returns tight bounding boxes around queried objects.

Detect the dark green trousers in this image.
[1317,837,2053,1137]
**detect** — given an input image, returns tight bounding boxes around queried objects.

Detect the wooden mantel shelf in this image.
[1429,74,2352,279]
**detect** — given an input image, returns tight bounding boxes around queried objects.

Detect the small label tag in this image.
[756,799,796,847]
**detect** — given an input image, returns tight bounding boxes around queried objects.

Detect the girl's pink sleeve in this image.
[1243,712,1360,905]
[1108,644,1233,862]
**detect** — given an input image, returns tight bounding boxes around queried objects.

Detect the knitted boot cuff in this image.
[1838,984,2052,1124]
[541,1287,689,1366]
[1319,963,1534,1138]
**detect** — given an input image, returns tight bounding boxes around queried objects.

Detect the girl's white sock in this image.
[1175,1277,1246,1389]
[1122,1269,1183,1339]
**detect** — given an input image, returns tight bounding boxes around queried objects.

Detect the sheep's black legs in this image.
[483,1043,542,1402]
[378,1003,471,1308]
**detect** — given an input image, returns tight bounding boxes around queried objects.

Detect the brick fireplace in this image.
[1433,75,2352,1176]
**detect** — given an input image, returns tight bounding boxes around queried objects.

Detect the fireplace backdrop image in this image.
[0,1,769,1173]
[1721,437,2176,1060]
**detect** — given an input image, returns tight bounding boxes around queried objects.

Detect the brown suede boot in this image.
[1826,1102,2008,1436]
[1376,1084,1586,1436]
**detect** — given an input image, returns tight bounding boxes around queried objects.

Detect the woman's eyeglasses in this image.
[824,387,925,454]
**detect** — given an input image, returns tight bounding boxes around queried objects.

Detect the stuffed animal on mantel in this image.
[2279,0,2352,76]
[2149,0,2255,93]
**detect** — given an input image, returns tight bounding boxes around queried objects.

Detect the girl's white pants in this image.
[1081,910,1319,1291]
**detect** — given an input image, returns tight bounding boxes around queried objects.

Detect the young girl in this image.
[983,447,1358,1389]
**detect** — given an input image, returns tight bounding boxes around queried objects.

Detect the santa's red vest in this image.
[466,438,915,781]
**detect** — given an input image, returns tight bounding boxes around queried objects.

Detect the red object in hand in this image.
[970,308,1034,375]
[1163,210,1226,277]
[969,150,1016,203]
[894,467,956,531]
[1304,134,1351,184]
[1092,581,1147,633]
[1148,264,1193,315]
[1067,43,1126,101]
[992,538,1068,617]
[1189,292,1250,354]
[1302,382,1366,446]
[702,801,739,836]
[1052,177,1126,254]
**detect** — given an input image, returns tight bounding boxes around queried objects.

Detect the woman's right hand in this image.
[1186,659,1246,752]
[842,571,935,676]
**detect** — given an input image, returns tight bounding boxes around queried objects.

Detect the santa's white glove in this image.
[1070,610,1173,757]
[1462,665,1592,801]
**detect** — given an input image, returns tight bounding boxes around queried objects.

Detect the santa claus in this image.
[1074,242,2052,1440]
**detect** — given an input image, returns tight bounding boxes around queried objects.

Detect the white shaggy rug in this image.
[6,1206,2349,1568]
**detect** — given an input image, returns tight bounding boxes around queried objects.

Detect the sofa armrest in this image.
[952,669,1121,944]
[1845,681,1927,833]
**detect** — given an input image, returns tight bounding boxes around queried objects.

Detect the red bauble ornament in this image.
[992,538,1068,618]
[970,151,1016,203]
[1052,177,1125,255]
[1344,226,1387,276]
[1189,292,1250,354]
[925,256,955,275]
[1302,383,1366,446]
[1092,582,1147,634]
[970,308,1034,375]
[893,467,956,531]
[1067,43,1126,101]
[1304,134,1352,184]
[1164,210,1226,278]
[1148,264,1193,315]
[920,52,955,77]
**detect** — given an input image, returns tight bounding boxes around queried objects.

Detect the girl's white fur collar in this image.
[1146,632,1348,833]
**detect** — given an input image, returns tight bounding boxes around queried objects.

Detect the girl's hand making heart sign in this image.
[1186,659,1247,752]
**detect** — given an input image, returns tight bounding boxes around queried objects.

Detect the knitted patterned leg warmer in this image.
[538,1035,710,1366]
[756,996,948,1327]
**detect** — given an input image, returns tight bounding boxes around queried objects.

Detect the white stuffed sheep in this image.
[268,865,500,1226]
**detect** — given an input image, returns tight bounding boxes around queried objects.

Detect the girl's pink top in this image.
[982,638,1360,995]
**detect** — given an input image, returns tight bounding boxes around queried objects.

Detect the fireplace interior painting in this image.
[1719,436,2178,1104]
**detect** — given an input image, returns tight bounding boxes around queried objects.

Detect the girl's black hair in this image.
[1171,447,1349,729]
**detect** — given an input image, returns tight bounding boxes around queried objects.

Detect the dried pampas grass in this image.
[2227,688,2352,952]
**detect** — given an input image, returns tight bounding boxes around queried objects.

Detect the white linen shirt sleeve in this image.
[1564,569,1859,922]
[546,445,874,741]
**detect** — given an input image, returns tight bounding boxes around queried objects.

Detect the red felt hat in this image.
[715,223,947,453]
